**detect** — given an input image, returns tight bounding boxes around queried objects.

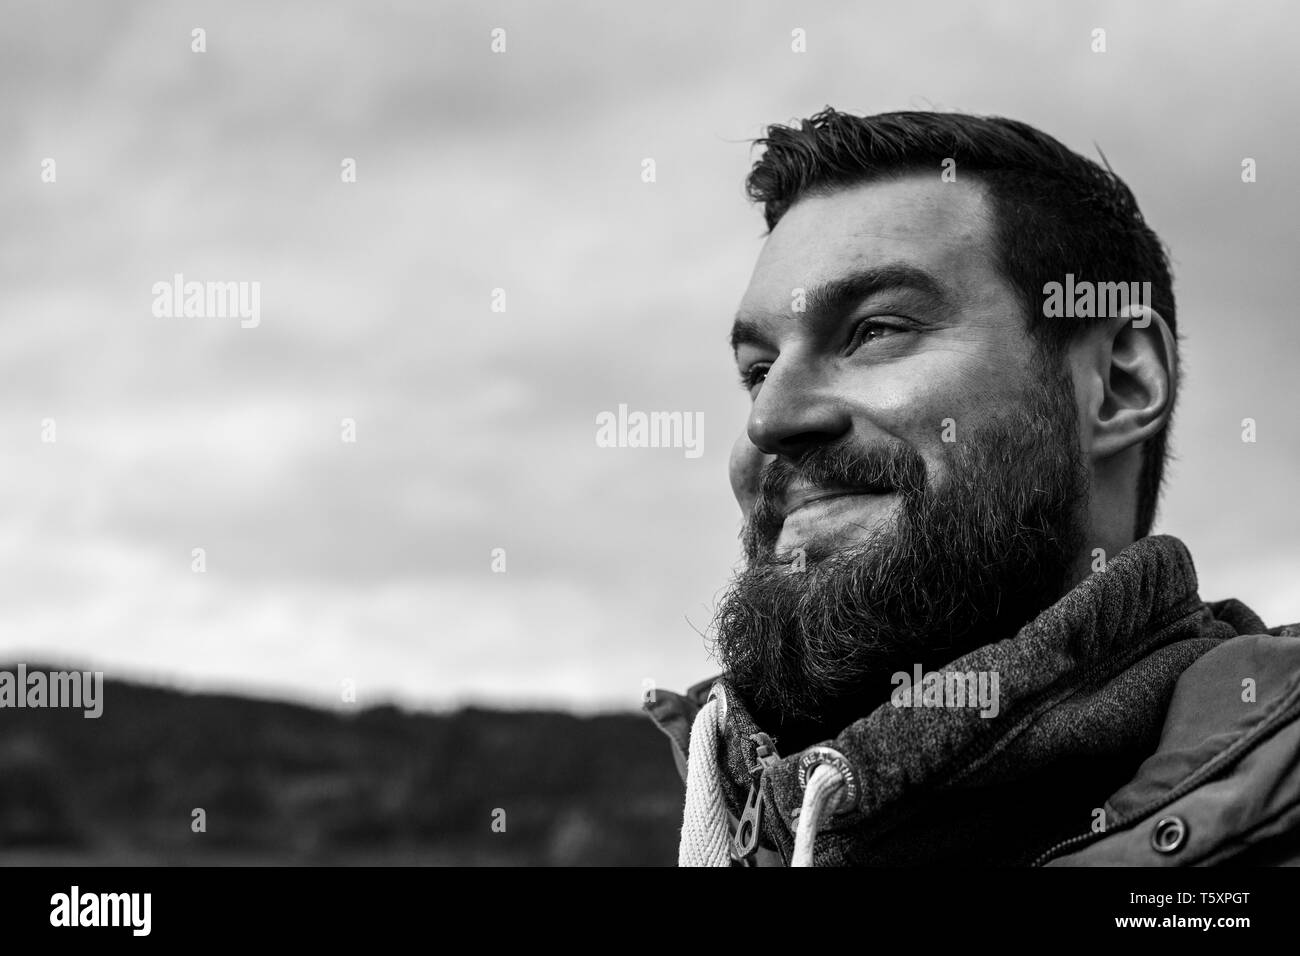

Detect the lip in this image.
[781,486,890,519]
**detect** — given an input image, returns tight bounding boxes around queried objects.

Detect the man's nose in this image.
[746,357,851,458]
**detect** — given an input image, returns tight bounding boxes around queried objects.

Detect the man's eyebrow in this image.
[729,264,949,353]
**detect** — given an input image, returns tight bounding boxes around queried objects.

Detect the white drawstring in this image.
[677,690,853,867]
[792,763,846,866]
[677,696,731,866]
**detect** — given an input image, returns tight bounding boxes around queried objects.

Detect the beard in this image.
[712,355,1090,751]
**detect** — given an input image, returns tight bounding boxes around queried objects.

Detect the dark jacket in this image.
[645,535,1300,866]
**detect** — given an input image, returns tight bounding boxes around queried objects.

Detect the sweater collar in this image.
[715,534,1223,864]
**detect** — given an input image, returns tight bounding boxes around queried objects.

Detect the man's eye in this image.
[739,364,770,392]
[848,318,908,352]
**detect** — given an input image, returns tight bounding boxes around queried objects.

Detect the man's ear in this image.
[1089,305,1177,461]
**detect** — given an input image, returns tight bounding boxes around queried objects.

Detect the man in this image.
[645,109,1300,867]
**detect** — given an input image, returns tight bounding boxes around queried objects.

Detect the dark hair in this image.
[744,108,1177,539]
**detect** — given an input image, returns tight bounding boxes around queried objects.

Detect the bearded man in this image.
[645,109,1300,867]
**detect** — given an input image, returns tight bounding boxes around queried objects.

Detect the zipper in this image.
[732,731,780,863]
[1031,827,1109,867]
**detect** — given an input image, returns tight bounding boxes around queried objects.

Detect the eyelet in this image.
[796,746,860,815]
[1151,815,1188,854]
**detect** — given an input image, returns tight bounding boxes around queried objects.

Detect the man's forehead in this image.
[741,175,997,305]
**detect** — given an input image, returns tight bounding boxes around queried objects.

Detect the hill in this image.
[0,669,683,866]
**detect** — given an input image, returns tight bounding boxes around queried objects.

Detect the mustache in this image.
[745,441,929,549]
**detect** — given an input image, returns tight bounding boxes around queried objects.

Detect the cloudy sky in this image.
[3,0,1297,712]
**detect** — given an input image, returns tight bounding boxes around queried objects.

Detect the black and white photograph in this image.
[2,0,1298,934]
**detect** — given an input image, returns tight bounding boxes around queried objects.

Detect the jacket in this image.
[645,534,1300,866]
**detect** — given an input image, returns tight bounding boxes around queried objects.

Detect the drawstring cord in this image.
[678,688,854,867]
[678,695,731,866]
[792,763,846,866]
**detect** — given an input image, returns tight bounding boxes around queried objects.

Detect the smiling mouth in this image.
[781,487,893,519]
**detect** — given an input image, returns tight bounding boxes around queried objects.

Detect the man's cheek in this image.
[861,360,1003,451]
[729,434,767,516]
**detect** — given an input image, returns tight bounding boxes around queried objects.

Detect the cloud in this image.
[2,0,1297,709]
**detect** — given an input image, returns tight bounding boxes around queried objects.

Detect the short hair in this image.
[744,108,1177,539]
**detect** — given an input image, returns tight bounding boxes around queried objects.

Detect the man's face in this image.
[718,173,1090,744]
[730,173,1049,544]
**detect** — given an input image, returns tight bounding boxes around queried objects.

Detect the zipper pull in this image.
[752,732,780,772]
[733,732,780,862]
